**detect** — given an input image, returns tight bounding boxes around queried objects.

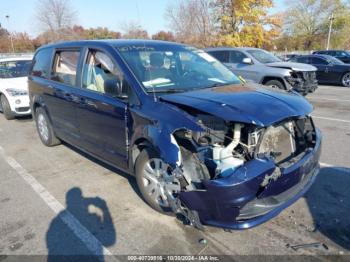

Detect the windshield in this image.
[116,45,241,93]
[0,60,32,78]
[325,56,344,65]
[246,49,281,64]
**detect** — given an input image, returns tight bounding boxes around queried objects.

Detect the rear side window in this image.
[32,48,52,79]
[208,51,229,63]
[51,50,80,86]
[336,51,347,57]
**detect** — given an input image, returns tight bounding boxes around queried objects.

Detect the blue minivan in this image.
[29,40,321,230]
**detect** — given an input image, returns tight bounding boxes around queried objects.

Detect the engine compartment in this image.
[156,106,319,229]
[172,113,317,188]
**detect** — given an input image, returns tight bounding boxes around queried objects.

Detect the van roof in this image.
[37,39,186,51]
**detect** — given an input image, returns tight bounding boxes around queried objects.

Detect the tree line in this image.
[1,0,350,53]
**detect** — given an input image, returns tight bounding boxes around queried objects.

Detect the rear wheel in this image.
[135,148,180,214]
[265,79,286,90]
[341,72,350,87]
[0,95,15,120]
[35,107,60,147]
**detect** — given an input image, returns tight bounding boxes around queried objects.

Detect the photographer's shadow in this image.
[46,187,116,261]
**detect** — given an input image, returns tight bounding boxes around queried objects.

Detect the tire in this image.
[0,95,15,120]
[341,72,350,87]
[35,107,60,147]
[135,148,174,214]
[264,79,286,90]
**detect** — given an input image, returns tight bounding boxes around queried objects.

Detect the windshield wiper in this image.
[147,88,187,93]
[205,83,230,89]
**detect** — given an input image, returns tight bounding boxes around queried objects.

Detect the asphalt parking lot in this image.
[0,85,349,260]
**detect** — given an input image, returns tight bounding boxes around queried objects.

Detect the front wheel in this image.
[341,72,350,87]
[265,79,286,90]
[0,95,15,120]
[35,107,60,147]
[135,148,180,214]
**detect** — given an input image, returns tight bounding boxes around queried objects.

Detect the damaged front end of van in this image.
[133,84,321,230]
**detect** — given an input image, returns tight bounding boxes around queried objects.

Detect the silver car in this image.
[206,47,318,95]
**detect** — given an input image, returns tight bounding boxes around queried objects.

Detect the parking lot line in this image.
[312,116,350,123]
[0,145,116,259]
[309,97,350,103]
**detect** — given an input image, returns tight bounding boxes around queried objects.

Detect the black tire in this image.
[0,95,15,120]
[35,107,60,147]
[265,79,286,90]
[135,148,173,214]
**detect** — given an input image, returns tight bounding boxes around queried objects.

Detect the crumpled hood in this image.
[160,84,313,127]
[0,77,28,91]
[266,62,316,72]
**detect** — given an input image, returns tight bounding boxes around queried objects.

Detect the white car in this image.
[0,56,33,120]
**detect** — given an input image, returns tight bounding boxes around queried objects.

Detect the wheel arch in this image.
[130,126,185,173]
[131,138,155,170]
[31,97,54,126]
[261,76,286,88]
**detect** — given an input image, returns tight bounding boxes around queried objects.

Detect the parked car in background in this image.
[29,40,321,230]
[206,47,318,95]
[290,54,350,87]
[313,50,350,64]
[279,53,299,62]
[0,56,33,119]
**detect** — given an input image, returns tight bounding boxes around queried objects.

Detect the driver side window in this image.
[229,51,247,64]
[82,50,129,98]
[311,57,328,65]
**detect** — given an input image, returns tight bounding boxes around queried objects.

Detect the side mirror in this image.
[104,79,128,99]
[242,58,253,65]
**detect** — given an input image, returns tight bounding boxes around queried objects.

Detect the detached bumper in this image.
[179,129,322,230]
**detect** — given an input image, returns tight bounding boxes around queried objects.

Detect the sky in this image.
[0,0,284,37]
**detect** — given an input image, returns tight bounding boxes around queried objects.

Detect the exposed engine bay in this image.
[161,113,317,228]
[171,113,317,186]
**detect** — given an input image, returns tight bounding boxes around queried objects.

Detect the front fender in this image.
[129,99,204,166]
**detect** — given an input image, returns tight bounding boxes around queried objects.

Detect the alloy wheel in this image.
[342,73,350,87]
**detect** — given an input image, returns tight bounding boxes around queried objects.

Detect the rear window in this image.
[51,50,80,86]
[32,48,52,79]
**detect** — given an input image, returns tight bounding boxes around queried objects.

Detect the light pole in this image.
[5,15,15,53]
[326,13,334,51]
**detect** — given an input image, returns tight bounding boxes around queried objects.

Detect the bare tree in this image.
[166,0,214,47]
[36,0,77,41]
[121,21,149,39]
[282,0,350,49]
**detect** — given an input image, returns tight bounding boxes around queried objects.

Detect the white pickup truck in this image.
[0,56,33,120]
